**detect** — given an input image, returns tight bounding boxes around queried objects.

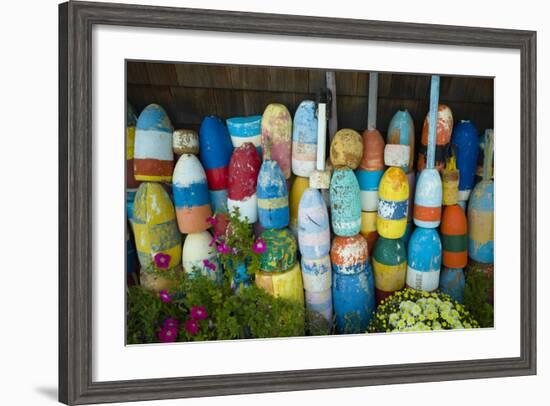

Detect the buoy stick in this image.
[427,75,440,170]
[483,129,494,181]
[316,102,327,171]
[367,72,379,131]
[326,72,338,142]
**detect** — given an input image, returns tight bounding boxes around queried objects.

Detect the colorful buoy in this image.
[356,129,385,212]
[406,227,442,292]
[292,100,318,177]
[199,116,233,213]
[387,109,415,173]
[182,231,221,283]
[173,129,199,155]
[132,182,182,274]
[330,129,363,170]
[377,167,409,239]
[255,262,304,305]
[468,130,494,264]
[417,104,453,172]
[261,104,292,179]
[134,104,174,182]
[297,188,331,259]
[452,120,479,204]
[332,265,375,334]
[172,154,212,234]
[331,234,369,275]
[289,176,310,236]
[330,169,362,237]
[259,228,297,272]
[442,154,459,206]
[301,255,332,292]
[126,103,140,189]
[257,160,290,229]
[441,205,468,268]
[413,169,442,228]
[226,115,262,156]
[384,144,410,168]
[227,143,261,223]
[439,267,465,304]
[372,236,407,303]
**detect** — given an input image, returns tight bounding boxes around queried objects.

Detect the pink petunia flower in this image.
[206,216,218,226]
[158,326,178,343]
[208,233,219,247]
[216,241,231,255]
[184,319,200,335]
[203,259,217,271]
[163,318,178,329]
[153,252,171,269]
[252,238,266,254]
[190,305,208,321]
[159,290,171,303]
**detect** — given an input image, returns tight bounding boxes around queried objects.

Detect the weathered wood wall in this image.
[127,61,493,135]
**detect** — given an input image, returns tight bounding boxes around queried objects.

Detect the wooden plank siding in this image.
[127,61,493,135]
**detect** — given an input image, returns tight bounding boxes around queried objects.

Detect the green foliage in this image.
[126,285,186,344]
[215,207,262,286]
[367,288,479,333]
[127,271,305,343]
[178,272,305,341]
[463,271,494,328]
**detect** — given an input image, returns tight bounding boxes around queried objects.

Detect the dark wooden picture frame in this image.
[59,1,537,404]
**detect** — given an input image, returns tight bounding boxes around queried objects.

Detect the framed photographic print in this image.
[59,1,537,404]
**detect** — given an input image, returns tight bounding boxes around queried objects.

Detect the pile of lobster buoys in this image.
[126,96,494,333]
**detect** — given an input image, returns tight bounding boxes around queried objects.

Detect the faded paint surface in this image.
[442,155,459,205]
[289,176,310,235]
[173,129,199,155]
[257,160,289,229]
[439,267,465,303]
[413,168,442,228]
[199,116,234,191]
[255,262,304,305]
[292,100,318,177]
[261,104,292,178]
[227,143,261,222]
[331,234,369,275]
[377,167,409,239]
[301,255,332,292]
[227,115,262,157]
[360,129,385,171]
[418,104,454,172]
[134,104,174,182]
[406,228,442,292]
[132,182,182,274]
[330,169,362,236]
[332,265,375,333]
[384,144,410,168]
[298,188,331,259]
[259,228,297,272]
[468,180,494,263]
[387,109,415,172]
[330,129,363,170]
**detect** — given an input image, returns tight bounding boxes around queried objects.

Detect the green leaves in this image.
[463,270,494,328]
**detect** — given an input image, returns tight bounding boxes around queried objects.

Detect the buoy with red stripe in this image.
[172,154,212,234]
[331,234,375,333]
[468,130,494,264]
[441,204,468,268]
[372,236,407,304]
[406,227,441,292]
[387,109,415,173]
[134,104,174,183]
[261,104,292,179]
[227,143,261,223]
[199,116,234,213]
[417,104,453,172]
[356,129,385,212]
[414,76,443,228]
[292,100,318,177]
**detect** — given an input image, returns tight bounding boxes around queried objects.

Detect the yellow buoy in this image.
[255,262,305,305]
[376,167,409,239]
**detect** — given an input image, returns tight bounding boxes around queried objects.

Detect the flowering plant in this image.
[209,207,263,287]
[367,288,479,333]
